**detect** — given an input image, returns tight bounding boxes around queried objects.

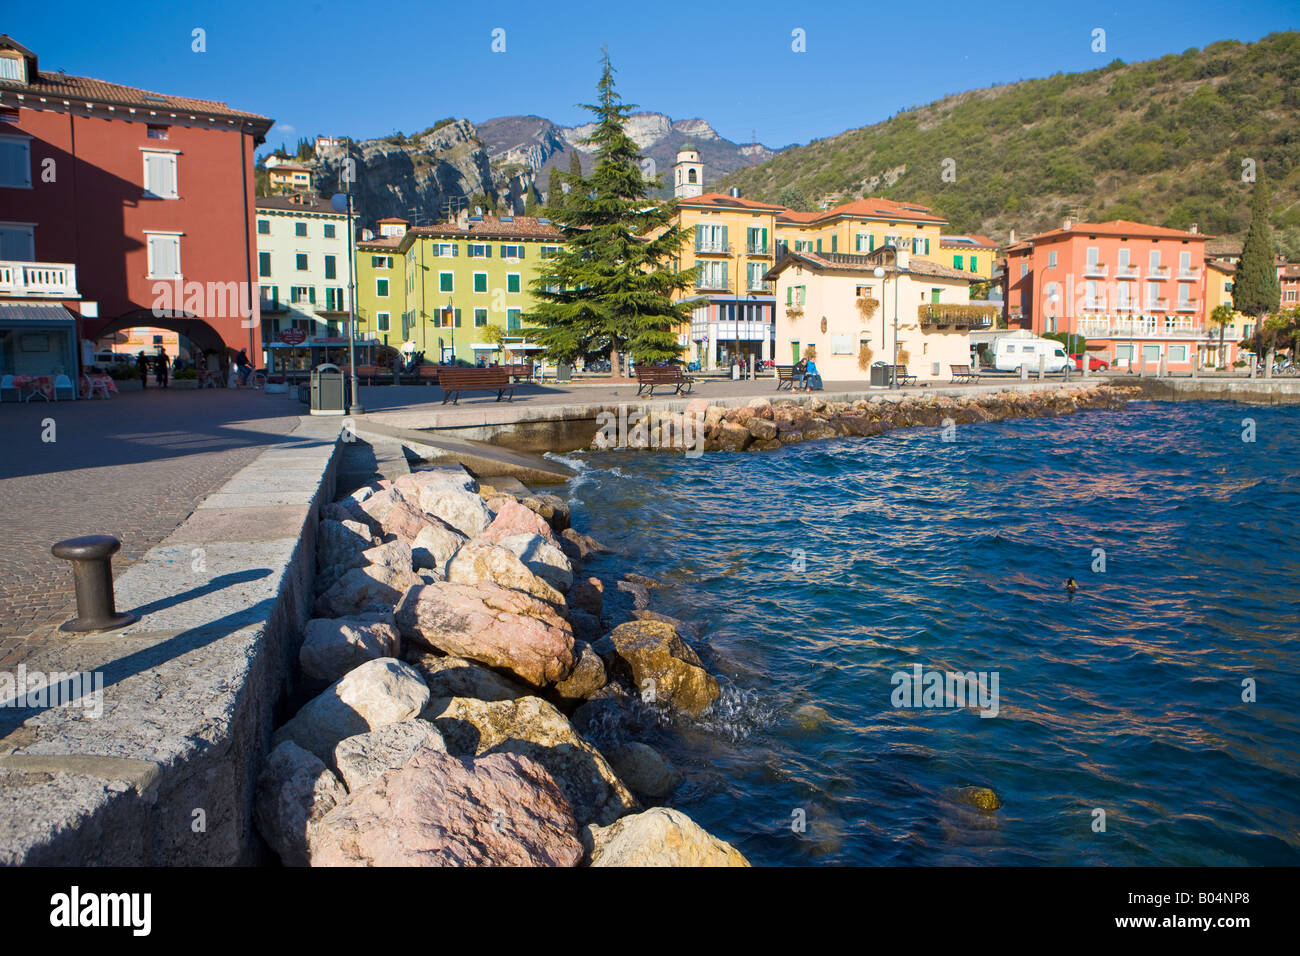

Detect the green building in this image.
[354,218,409,348]
[392,215,564,364]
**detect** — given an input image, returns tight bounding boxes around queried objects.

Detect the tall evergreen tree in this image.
[525,52,696,375]
[545,167,565,215]
[568,150,583,182]
[1234,176,1282,369]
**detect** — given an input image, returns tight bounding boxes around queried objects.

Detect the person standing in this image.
[155,348,169,388]
[136,350,150,388]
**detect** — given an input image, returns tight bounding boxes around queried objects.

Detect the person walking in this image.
[136,350,150,388]
[154,348,169,388]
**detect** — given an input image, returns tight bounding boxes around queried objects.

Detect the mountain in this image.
[717,32,1300,254]
[476,112,781,199]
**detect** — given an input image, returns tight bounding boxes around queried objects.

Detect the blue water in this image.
[559,400,1300,866]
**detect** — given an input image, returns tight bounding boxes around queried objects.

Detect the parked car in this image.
[1070,353,1109,372]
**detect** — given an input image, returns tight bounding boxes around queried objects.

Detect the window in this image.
[696,224,727,253]
[377,312,390,331]
[146,125,169,140]
[296,253,308,271]
[474,308,488,327]
[376,278,390,297]
[747,262,766,291]
[1116,344,1134,361]
[506,273,521,293]
[785,285,806,306]
[473,272,488,293]
[468,243,490,258]
[500,244,524,259]
[295,222,307,237]
[257,219,270,235]
[146,233,181,278]
[0,56,28,84]
[290,286,311,304]
[931,289,942,305]
[439,272,454,293]
[371,255,392,268]
[1149,249,1163,273]
[507,309,521,331]
[969,257,978,273]
[324,255,336,280]
[1169,345,1187,362]
[258,252,271,278]
[0,134,31,188]
[324,224,336,239]
[540,246,560,259]
[953,255,964,270]
[142,150,178,199]
[0,223,35,260]
[1019,263,1028,278]
[831,235,838,253]
[433,243,457,258]
[1047,251,1057,269]
[1118,248,1131,272]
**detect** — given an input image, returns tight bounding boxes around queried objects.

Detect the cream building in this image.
[255,195,353,351]
[768,245,994,383]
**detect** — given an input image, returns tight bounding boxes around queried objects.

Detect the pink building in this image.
[1005,219,1215,371]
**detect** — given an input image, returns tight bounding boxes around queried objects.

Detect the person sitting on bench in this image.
[802,357,823,392]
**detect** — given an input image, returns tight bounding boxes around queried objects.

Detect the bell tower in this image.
[674,144,703,199]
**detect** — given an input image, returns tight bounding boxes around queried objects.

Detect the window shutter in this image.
[869,235,875,252]
[721,225,728,250]
[762,228,768,250]
[695,225,703,252]
[163,155,177,197]
[452,244,459,257]
[831,235,838,252]
[0,141,31,187]
[309,287,316,304]
[454,308,462,327]
[721,261,728,289]
[786,286,792,305]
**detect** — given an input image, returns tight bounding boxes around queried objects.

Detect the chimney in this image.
[729,187,740,198]
[456,208,469,228]
[1009,228,1017,244]
[1190,222,1199,234]
[896,247,910,271]
[1062,218,1073,231]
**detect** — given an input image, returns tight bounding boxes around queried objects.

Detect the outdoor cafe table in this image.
[12,375,53,401]
[79,372,118,399]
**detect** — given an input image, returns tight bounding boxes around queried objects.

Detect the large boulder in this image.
[410,520,465,573]
[331,719,446,790]
[558,528,609,564]
[517,493,570,532]
[429,695,637,827]
[552,640,608,703]
[714,421,752,451]
[481,499,558,546]
[495,533,574,593]
[272,658,431,762]
[606,620,720,717]
[316,519,375,592]
[445,539,565,606]
[402,651,532,702]
[299,613,401,683]
[313,564,422,618]
[567,576,604,619]
[393,470,492,538]
[587,807,749,867]
[309,745,584,867]
[605,742,680,801]
[254,741,348,867]
[747,418,779,442]
[360,539,413,574]
[395,582,575,687]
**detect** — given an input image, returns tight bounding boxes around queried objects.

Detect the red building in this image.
[0,35,272,377]
[1004,218,1213,371]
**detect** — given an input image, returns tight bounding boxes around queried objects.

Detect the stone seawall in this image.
[0,418,345,865]
[1131,377,1300,405]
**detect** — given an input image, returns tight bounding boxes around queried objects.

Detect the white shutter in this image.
[144,152,177,198]
[149,235,180,277]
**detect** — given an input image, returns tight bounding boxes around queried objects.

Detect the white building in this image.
[255,195,352,350]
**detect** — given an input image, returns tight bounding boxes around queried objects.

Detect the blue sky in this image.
[9,1,1298,153]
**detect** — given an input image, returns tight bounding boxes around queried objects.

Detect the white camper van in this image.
[991,335,1070,373]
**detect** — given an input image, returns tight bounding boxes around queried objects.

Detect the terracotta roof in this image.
[358,235,402,250]
[1205,258,1236,275]
[255,195,345,215]
[0,35,272,137]
[1024,219,1211,243]
[377,217,410,224]
[766,250,974,282]
[775,210,822,224]
[775,196,945,227]
[401,216,564,249]
[676,192,786,212]
[940,233,998,249]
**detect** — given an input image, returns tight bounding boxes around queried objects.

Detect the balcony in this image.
[1083,262,1108,278]
[0,261,80,298]
[1176,267,1201,281]
[1083,300,1107,312]
[1078,319,1207,338]
[1175,299,1199,313]
[1115,266,1138,278]
[746,280,774,294]
[1148,265,1169,279]
[695,242,734,256]
[745,244,772,257]
[696,277,732,292]
[917,304,997,330]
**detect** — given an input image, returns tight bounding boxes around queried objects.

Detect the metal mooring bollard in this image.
[51,535,138,633]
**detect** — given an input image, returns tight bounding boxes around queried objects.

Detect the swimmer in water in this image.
[1065,577,1078,595]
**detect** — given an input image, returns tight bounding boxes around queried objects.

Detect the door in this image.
[791,342,800,363]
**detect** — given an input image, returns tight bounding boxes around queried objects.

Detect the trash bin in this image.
[870,361,889,387]
[310,363,347,416]
[556,361,572,384]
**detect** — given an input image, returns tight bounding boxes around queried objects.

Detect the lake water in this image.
[559,399,1300,866]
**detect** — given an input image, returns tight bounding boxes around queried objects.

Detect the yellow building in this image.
[669,189,785,369]
[774,198,948,261]
[265,157,315,193]
[1203,258,1249,366]
[355,229,406,348]
[938,233,998,282]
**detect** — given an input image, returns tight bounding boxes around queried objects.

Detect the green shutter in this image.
[925,238,930,254]
[762,228,768,251]
[831,235,838,252]
[786,286,792,305]
[721,225,728,250]
[454,308,461,327]
[869,235,875,252]
[816,238,822,252]
[971,257,978,272]
[695,225,703,252]
[721,261,729,289]
[954,255,963,269]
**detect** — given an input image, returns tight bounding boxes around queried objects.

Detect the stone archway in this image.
[92,309,242,374]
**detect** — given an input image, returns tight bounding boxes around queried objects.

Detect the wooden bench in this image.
[634,365,694,396]
[416,365,441,385]
[500,362,534,382]
[439,367,516,404]
[774,365,801,390]
[949,364,980,384]
[354,365,390,386]
[889,365,918,386]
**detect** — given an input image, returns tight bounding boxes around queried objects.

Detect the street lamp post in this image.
[332,190,364,415]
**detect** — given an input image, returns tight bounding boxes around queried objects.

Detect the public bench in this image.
[889,365,918,386]
[439,367,517,404]
[949,364,980,384]
[634,365,694,396]
[775,365,801,390]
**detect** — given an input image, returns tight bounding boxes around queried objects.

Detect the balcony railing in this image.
[0,260,80,298]
[1175,299,1199,312]
[696,277,732,291]
[1176,267,1201,280]
[745,244,772,256]
[1083,262,1108,277]
[1148,265,1169,279]
[1116,266,1138,278]
[917,304,997,329]
[695,242,734,255]
[746,280,774,294]
[1078,319,1207,337]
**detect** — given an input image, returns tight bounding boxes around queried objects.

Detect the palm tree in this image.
[1210,303,1235,368]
